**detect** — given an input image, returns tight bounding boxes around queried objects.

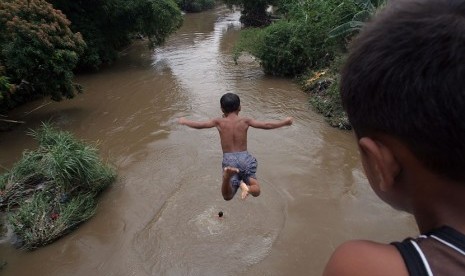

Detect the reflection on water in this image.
[0,5,416,276]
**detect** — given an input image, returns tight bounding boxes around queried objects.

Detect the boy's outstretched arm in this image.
[178,117,218,129]
[247,117,293,130]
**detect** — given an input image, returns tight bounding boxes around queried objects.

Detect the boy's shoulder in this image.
[323,240,408,276]
[221,114,251,123]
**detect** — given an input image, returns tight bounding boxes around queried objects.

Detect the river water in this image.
[0,5,417,276]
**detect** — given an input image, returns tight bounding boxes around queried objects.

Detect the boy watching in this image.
[324,0,465,275]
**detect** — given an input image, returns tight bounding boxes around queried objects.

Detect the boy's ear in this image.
[358,137,401,192]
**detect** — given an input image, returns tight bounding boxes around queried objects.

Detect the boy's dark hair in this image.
[220,93,240,114]
[341,0,465,181]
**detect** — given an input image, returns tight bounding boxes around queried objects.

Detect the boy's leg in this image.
[240,177,260,199]
[222,167,239,201]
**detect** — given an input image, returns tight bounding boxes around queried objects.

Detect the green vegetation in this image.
[301,55,350,129]
[0,65,12,109]
[175,0,216,12]
[328,0,386,38]
[224,0,277,26]
[0,0,184,113]
[0,123,116,250]
[233,28,265,62]
[0,0,85,111]
[234,0,359,76]
[304,0,385,129]
[233,0,386,128]
[49,0,183,70]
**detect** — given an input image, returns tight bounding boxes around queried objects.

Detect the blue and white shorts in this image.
[222,151,257,193]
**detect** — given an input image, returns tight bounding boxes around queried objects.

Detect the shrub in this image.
[259,20,313,76]
[328,0,386,39]
[49,0,183,70]
[139,0,184,47]
[233,28,265,63]
[235,0,360,76]
[0,0,85,102]
[0,65,13,111]
[175,0,216,12]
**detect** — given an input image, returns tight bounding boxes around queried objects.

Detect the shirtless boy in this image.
[178,92,293,200]
[324,0,465,275]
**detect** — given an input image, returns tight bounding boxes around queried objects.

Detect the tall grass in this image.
[0,123,116,249]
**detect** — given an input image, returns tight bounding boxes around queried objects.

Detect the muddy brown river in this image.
[0,5,417,276]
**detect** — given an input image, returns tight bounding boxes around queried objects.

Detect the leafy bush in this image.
[0,65,12,110]
[328,0,386,39]
[235,0,361,76]
[175,0,215,12]
[234,21,311,76]
[0,0,85,102]
[49,0,183,70]
[139,0,185,47]
[0,77,10,103]
[260,20,316,76]
[233,28,265,63]
[0,123,116,249]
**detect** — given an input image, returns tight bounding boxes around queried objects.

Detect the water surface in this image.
[0,6,416,275]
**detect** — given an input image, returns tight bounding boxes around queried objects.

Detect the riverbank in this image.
[301,54,351,130]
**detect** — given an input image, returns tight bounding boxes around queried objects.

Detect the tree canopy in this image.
[0,0,183,112]
[0,0,85,107]
[175,0,215,12]
[48,0,183,70]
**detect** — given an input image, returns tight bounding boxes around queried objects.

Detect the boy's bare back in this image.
[214,113,293,153]
[215,114,249,153]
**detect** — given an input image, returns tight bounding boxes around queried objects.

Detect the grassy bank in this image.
[0,123,116,250]
[300,54,351,130]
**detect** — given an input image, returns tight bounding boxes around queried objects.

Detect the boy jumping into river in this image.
[324,0,465,275]
[179,93,292,200]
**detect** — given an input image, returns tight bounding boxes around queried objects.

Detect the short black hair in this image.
[341,0,465,181]
[220,93,240,114]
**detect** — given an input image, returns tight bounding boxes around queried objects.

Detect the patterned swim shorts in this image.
[222,151,257,193]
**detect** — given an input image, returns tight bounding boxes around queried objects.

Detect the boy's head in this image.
[341,0,465,182]
[220,93,241,114]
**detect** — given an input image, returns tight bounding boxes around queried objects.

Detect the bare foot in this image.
[240,181,249,199]
[223,167,239,184]
[223,167,239,178]
[222,167,239,201]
